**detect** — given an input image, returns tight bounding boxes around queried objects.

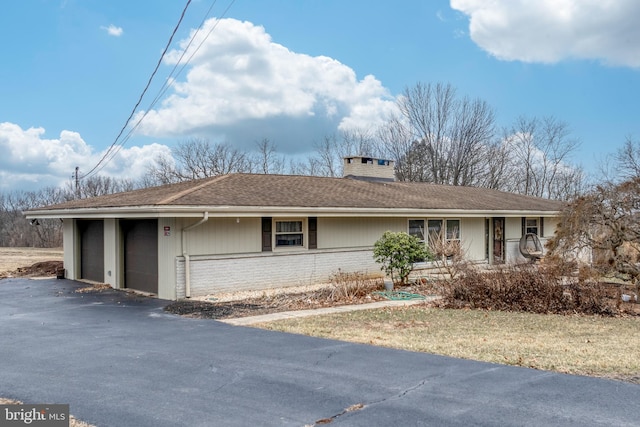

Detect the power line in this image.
[96,0,235,172]
[81,0,194,180]
[82,0,237,180]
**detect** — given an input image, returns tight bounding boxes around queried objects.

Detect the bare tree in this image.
[308,129,382,177]
[312,135,342,177]
[288,157,322,176]
[70,175,136,199]
[252,138,285,174]
[145,138,251,183]
[0,187,66,247]
[143,153,178,186]
[614,136,640,180]
[504,116,583,200]
[476,140,516,190]
[383,82,496,186]
[547,178,640,290]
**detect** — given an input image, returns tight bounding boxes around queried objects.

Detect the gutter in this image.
[182,212,209,298]
[24,206,563,219]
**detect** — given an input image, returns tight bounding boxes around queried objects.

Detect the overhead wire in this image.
[114,0,236,159]
[82,0,237,180]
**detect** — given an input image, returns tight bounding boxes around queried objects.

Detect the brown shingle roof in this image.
[30,174,565,213]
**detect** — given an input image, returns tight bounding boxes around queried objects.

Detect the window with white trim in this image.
[525,218,539,235]
[445,219,461,258]
[427,219,443,251]
[408,219,425,242]
[274,220,304,248]
[446,219,460,243]
[408,218,461,258]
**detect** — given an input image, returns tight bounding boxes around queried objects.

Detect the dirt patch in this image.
[0,260,64,279]
[0,247,63,279]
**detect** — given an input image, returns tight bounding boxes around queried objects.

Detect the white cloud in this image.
[0,122,171,191]
[134,18,398,153]
[450,0,640,67]
[101,24,123,37]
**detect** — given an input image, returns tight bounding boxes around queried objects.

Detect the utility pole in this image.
[75,166,80,199]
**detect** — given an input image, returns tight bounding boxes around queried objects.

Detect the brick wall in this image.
[175,248,380,299]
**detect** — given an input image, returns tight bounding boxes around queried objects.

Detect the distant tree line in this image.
[1,81,636,248]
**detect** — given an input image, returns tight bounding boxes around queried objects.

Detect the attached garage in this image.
[121,219,158,295]
[78,220,104,282]
[25,157,565,300]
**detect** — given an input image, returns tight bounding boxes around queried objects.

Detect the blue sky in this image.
[1,0,639,191]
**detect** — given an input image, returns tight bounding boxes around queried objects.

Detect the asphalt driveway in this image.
[0,278,638,427]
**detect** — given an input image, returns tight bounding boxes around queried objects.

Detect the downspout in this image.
[182,212,209,298]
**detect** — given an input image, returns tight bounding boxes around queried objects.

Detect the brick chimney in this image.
[343,156,395,182]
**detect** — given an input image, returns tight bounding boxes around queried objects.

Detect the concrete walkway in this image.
[220,297,435,325]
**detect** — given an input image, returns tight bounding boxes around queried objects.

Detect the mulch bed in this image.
[164,281,438,320]
[164,300,279,319]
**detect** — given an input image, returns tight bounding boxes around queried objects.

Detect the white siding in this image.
[461,217,486,261]
[542,217,558,238]
[63,219,77,280]
[318,217,405,249]
[181,217,261,255]
[505,217,522,240]
[158,217,179,300]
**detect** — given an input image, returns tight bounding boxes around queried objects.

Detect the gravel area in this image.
[192,282,351,303]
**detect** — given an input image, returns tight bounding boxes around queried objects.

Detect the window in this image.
[446,219,460,242]
[445,219,461,258]
[275,220,304,247]
[408,219,425,242]
[409,218,461,259]
[427,219,443,250]
[525,218,539,235]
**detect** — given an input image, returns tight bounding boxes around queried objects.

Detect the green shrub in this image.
[373,231,432,285]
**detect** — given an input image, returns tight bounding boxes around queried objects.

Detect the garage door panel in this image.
[122,220,158,294]
[79,220,104,282]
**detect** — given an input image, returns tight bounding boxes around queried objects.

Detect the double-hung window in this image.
[275,220,304,248]
[525,218,539,235]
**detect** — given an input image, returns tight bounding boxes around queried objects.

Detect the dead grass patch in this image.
[259,306,640,382]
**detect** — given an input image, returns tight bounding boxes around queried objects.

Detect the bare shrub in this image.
[428,236,469,280]
[438,264,621,316]
[326,270,382,301]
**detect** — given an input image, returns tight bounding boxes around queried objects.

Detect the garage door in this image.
[78,220,104,282]
[122,219,158,294]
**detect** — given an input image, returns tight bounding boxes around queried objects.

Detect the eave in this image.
[24,205,562,219]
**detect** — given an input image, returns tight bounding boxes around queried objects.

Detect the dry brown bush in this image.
[437,264,624,316]
[326,270,383,301]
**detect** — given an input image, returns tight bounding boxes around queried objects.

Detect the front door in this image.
[492,217,505,264]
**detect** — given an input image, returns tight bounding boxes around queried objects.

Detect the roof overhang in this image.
[24,205,562,219]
